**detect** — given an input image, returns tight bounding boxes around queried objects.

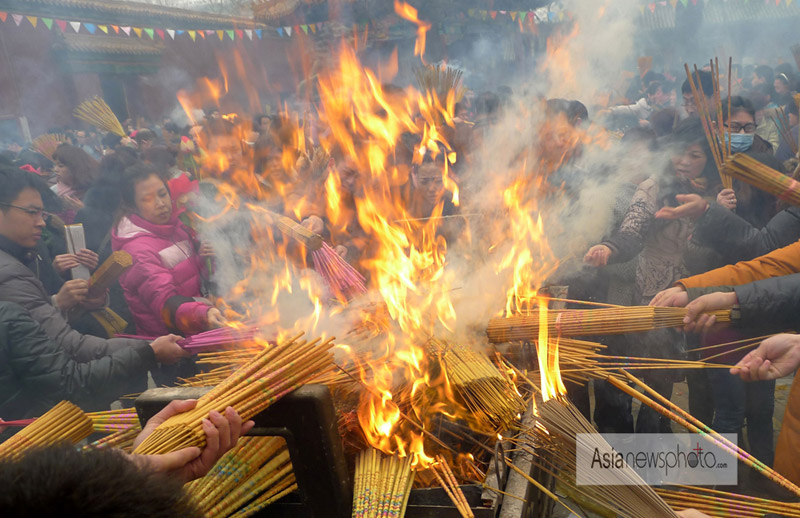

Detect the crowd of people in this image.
[1,57,800,515]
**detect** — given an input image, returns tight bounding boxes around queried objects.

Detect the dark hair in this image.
[51,144,100,189]
[0,444,201,518]
[15,150,53,172]
[648,108,680,137]
[642,71,665,87]
[0,166,49,207]
[134,129,156,144]
[120,162,167,209]
[142,145,177,171]
[775,72,791,87]
[753,65,774,85]
[252,114,270,129]
[681,70,713,97]
[101,133,122,149]
[645,81,664,98]
[722,96,756,123]
[163,122,181,134]
[567,100,588,126]
[669,117,719,186]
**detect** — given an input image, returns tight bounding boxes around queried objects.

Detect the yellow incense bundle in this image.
[723,153,800,206]
[185,436,295,517]
[88,251,132,297]
[486,306,731,343]
[352,448,415,518]
[73,96,126,137]
[430,338,525,432]
[0,401,92,461]
[265,210,324,251]
[133,332,335,455]
[30,133,68,160]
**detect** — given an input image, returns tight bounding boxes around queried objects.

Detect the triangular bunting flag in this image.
[111,24,119,34]
[69,21,81,32]
[226,29,234,40]
[198,30,206,38]
[235,29,243,39]
[519,11,527,20]
[133,27,143,38]
[480,11,488,20]
[669,0,678,6]
[301,24,308,34]
[176,30,185,35]
[26,16,38,28]
[55,19,67,31]
[680,0,688,5]
[649,3,656,11]
[468,9,475,16]
[167,29,175,39]
[293,25,300,34]
[255,29,262,39]
[285,26,292,36]
[84,23,96,34]
[659,1,667,5]
[216,30,224,40]
[559,11,565,20]
[98,25,108,34]
[42,17,53,29]
[489,11,497,19]
[155,28,165,39]
[13,14,24,26]
[309,24,317,34]
[776,0,781,5]
[206,30,214,36]
[639,5,646,13]
[188,30,196,41]
[244,29,252,39]
[0,12,7,23]
[510,12,517,20]
[277,27,284,36]
[691,0,697,4]
[143,28,154,39]
[121,26,131,35]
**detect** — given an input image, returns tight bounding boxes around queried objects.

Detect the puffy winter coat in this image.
[112,212,210,337]
[0,301,155,420]
[692,204,800,264]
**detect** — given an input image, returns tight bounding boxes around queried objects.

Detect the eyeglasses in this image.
[0,203,51,220]
[724,122,757,133]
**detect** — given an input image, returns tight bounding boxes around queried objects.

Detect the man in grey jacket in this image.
[0,167,188,410]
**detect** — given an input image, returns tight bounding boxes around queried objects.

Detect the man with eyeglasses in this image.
[0,167,189,413]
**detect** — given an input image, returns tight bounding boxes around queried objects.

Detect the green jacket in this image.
[0,302,155,421]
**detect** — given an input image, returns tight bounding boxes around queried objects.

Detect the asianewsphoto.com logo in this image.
[576,433,737,486]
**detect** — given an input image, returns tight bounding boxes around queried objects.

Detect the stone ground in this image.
[550,375,796,518]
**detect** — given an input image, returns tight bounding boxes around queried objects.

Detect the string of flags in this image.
[640,0,798,13]
[466,6,571,25]
[0,9,290,41]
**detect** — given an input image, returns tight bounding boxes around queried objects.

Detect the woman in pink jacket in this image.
[112,163,224,339]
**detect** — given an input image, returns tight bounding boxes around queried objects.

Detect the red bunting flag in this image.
[0,12,7,23]
[155,28,165,39]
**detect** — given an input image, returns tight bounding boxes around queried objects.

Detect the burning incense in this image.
[486,306,731,343]
[185,436,295,517]
[133,332,335,455]
[351,448,415,518]
[723,152,800,206]
[607,371,800,497]
[0,401,93,461]
[430,338,525,432]
[116,324,262,352]
[73,96,126,137]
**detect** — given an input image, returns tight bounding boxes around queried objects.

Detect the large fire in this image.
[171,10,588,467]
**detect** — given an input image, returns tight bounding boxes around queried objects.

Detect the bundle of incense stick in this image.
[87,251,132,297]
[656,485,800,517]
[73,96,126,137]
[534,396,679,518]
[86,408,140,433]
[684,59,733,189]
[30,133,68,160]
[429,455,474,518]
[772,107,798,158]
[723,152,800,206]
[414,64,466,104]
[264,209,324,251]
[81,424,141,453]
[486,306,732,343]
[185,436,295,518]
[0,401,93,461]
[133,332,335,455]
[430,338,525,432]
[352,448,415,518]
[607,370,800,497]
[116,324,262,352]
[312,242,368,300]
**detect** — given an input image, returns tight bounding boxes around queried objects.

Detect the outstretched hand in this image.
[654,194,708,220]
[730,334,800,382]
[132,399,255,483]
[682,291,738,333]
